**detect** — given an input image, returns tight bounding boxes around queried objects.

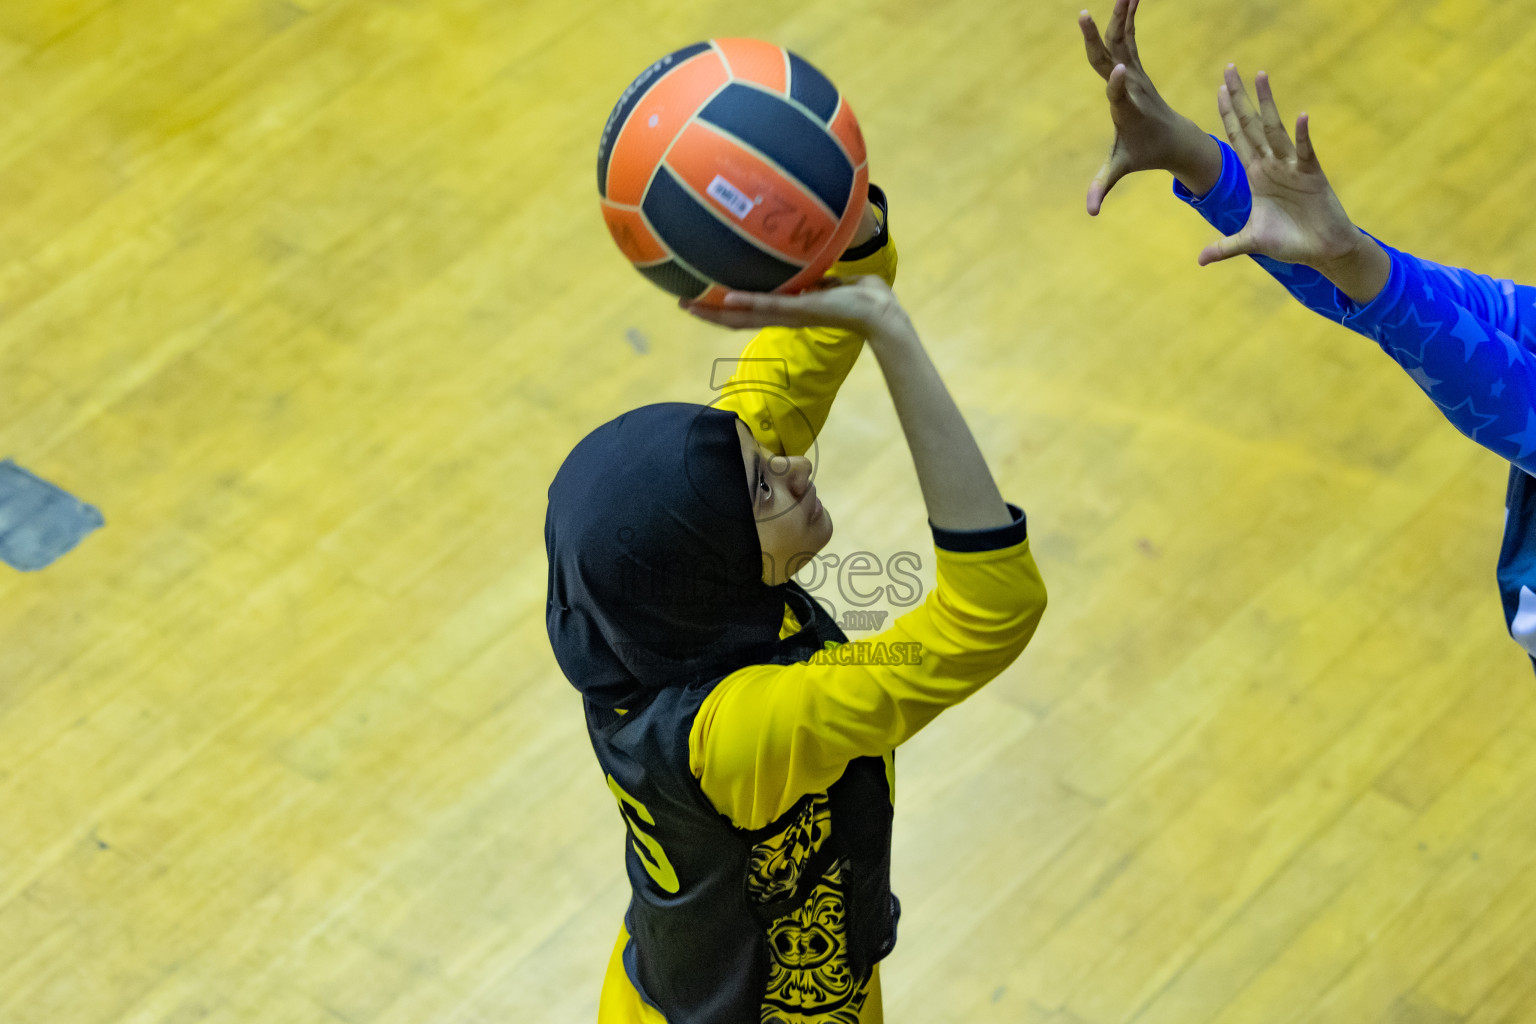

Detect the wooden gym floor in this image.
[3,0,1535,1021]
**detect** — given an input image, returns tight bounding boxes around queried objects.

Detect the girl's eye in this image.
[757,476,772,501]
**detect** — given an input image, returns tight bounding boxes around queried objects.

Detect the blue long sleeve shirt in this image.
[1173,139,1536,665]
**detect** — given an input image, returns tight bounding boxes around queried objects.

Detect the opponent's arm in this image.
[1198,68,1536,472]
[1080,2,1536,470]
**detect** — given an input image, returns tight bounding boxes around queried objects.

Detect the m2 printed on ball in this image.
[597,38,869,304]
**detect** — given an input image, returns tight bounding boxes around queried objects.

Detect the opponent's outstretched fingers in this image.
[1079,10,1116,79]
[1106,61,1129,104]
[1216,83,1258,164]
[1087,163,1130,215]
[1103,0,1132,62]
[1294,111,1315,165]
[1254,71,1294,158]
[1197,228,1259,266]
[1087,65,1130,215]
[1121,0,1142,63]
[1222,64,1271,158]
[1087,158,1127,216]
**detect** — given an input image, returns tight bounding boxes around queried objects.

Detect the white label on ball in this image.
[707,175,754,220]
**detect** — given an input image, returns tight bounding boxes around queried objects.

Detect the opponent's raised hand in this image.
[1080,0,1217,214]
[1198,67,1362,269]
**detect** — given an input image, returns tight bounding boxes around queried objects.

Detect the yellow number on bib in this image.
[606,775,681,894]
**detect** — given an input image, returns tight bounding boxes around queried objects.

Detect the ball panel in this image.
[774,164,871,295]
[601,202,669,264]
[642,167,801,293]
[692,283,731,306]
[828,99,866,170]
[636,258,710,300]
[786,51,840,124]
[665,122,839,265]
[696,83,853,217]
[597,41,713,198]
[712,37,788,93]
[604,49,730,206]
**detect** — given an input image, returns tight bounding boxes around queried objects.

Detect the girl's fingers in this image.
[1254,71,1294,158]
[723,291,803,317]
[686,276,880,330]
[1079,12,1116,79]
[684,292,825,330]
[1216,84,1258,165]
[682,304,743,327]
[682,294,772,327]
[1294,111,1315,164]
[1222,64,1272,158]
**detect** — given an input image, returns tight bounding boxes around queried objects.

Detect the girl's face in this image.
[736,420,833,585]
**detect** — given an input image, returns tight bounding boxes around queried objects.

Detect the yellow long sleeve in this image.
[690,532,1046,829]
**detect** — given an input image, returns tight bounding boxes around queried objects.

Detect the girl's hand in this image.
[1199,66,1362,270]
[681,276,909,339]
[1080,0,1218,214]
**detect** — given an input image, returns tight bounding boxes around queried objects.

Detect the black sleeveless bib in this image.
[587,587,898,1023]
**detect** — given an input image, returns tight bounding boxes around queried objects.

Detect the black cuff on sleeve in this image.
[929,502,1028,553]
[837,183,890,263]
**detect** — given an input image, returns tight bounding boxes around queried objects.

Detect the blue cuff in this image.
[1336,239,1406,334]
[1172,138,1251,237]
[930,502,1028,553]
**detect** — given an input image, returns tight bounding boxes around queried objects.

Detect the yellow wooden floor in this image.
[4,0,1536,1021]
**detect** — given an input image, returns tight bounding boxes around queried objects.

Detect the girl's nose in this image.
[767,453,812,498]
[764,451,811,491]
[785,456,812,498]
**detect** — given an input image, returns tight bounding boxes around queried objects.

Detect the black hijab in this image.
[545,402,842,709]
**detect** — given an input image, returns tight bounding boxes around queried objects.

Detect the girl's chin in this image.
[804,509,833,546]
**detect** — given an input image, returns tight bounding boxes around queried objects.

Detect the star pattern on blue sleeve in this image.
[1495,329,1524,368]
[1250,253,1350,324]
[1451,306,1489,362]
[1505,410,1536,460]
[1407,366,1443,392]
[1380,302,1445,366]
[1439,395,1501,442]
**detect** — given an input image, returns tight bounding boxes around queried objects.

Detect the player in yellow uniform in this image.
[545,189,1047,1023]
